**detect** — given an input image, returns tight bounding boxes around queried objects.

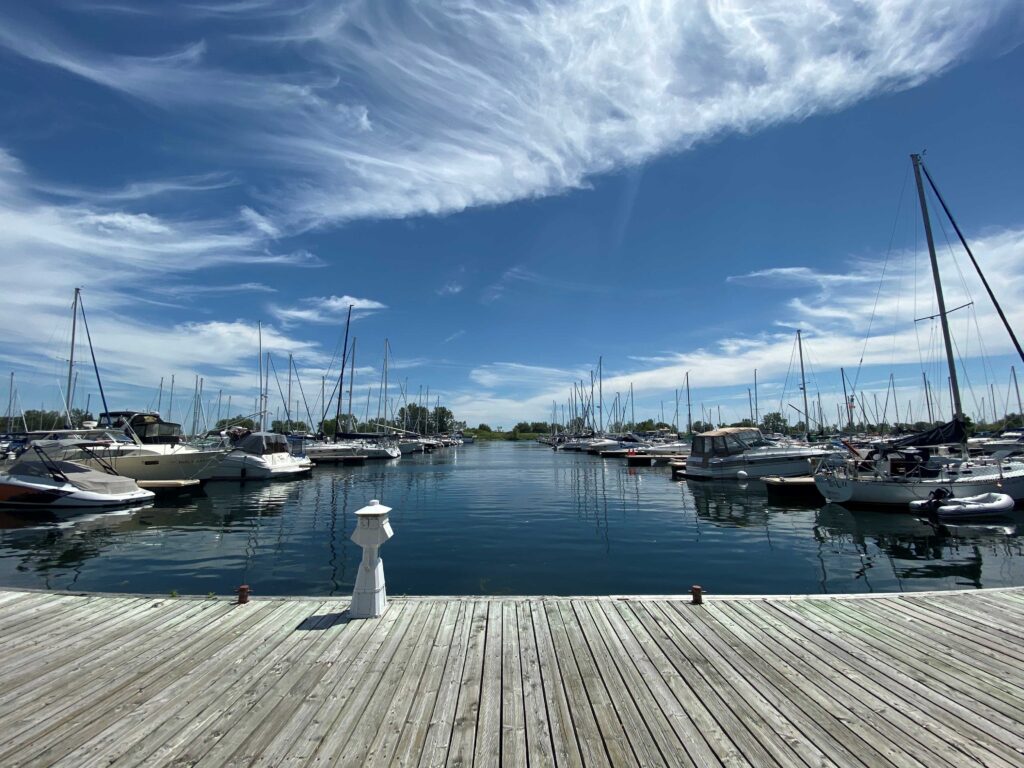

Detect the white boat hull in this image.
[202,451,313,481]
[815,466,1024,507]
[76,449,225,482]
[0,474,154,508]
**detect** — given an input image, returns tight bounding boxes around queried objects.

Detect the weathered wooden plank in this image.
[499,600,527,767]
[655,602,828,768]
[0,598,233,755]
[471,600,503,768]
[297,602,418,765]
[854,598,1024,677]
[8,600,299,767]
[250,606,381,766]
[630,602,780,768]
[528,601,583,768]
[382,600,463,768]
[207,602,394,768]
[683,600,926,768]
[445,601,487,767]
[56,600,319,768]
[350,601,446,768]
[415,599,476,768]
[609,601,741,767]
[806,598,1024,719]
[575,600,686,767]
[554,600,635,766]
[517,601,555,768]
[543,600,612,768]
[727,600,1014,768]
[767,601,1024,765]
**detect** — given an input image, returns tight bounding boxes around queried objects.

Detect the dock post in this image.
[350,499,394,618]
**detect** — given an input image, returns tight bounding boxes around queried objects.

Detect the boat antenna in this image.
[912,153,963,421]
[920,159,1024,366]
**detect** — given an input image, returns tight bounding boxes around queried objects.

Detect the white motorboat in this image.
[910,490,1015,519]
[683,427,831,480]
[304,440,363,461]
[0,440,154,508]
[27,413,228,482]
[202,432,313,481]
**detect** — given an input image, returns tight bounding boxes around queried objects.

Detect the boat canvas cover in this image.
[235,432,291,455]
[891,418,966,448]
[9,443,141,495]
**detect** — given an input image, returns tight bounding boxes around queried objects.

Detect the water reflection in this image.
[0,443,1021,596]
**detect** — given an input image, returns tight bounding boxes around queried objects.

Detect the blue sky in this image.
[1,1,1023,430]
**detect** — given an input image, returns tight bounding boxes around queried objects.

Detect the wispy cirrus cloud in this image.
[1,2,1017,231]
[269,294,388,325]
[481,266,606,303]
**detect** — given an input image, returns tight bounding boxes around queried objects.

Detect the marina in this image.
[1,442,1022,598]
[0,586,1022,765]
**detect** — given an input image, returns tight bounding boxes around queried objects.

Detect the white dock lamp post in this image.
[350,499,394,618]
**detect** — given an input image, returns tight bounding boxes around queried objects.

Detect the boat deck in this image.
[1,587,1023,766]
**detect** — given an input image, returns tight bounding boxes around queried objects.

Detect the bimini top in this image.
[234,432,292,456]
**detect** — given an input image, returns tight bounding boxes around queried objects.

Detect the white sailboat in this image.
[814,154,1024,508]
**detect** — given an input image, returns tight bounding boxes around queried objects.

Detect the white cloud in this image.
[1,2,1016,228]
[436,282,463,296]
[269,294,387,325]
[239,206,280,237]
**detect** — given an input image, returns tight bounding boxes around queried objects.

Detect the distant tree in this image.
[214,415,256,431]
[513,421,532,434]
[477,423,493,432]
[528,421,549,433]
[729,419,755,428]
[271,420,308,433]
[634,418,656,432]
[690,420,713,434]
[760,411,787,434]
[432,406,455,433]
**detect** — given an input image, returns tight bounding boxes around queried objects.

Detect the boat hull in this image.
[815,467,1024,507]
[0,475,154,508]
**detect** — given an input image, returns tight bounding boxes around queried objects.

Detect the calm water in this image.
[1,441,1022,596]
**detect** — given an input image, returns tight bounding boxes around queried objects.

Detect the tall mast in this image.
[157,377,164,416]
[630,382,635,429]
[1014,366,1023,428]
[685,372,692,434]
[912,153,963,420]
[287,353,293,432]
[168,374,175,423]
[348,338,356,431]
[598,357,603,434]
[923,371,934,423]
[840,367,851,431]
[65,288,80,427]
[5,371,13,433]
[257,322,263,430]
[753,369,759,426]
[797,329,810,438]
[334,305,353,435]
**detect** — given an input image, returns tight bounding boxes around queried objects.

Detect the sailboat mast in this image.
[287,353,293,432]
[1013,366,1023,428]
[685,372,692,434]
[348,338,356,431]
[912,153,963,420]
[753,369,759,426]
[797,329,810,437]
[334,305,353,434]
[257,322,263,431]
[66,288,79,426]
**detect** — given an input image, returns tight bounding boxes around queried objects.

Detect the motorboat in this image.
[24,414,227,483]
[0,439,154,508]
[202,432,313,481]
[910,490,1016,519]
[682,427,831,480]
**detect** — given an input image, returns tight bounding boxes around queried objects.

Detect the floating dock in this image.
[0,587,1022,765]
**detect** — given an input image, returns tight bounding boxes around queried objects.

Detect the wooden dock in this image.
[1,587,1023,766]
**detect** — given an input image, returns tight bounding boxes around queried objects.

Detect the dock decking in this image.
[1,587,1023,766]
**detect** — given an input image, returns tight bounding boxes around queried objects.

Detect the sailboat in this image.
[814,154,1024,508]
